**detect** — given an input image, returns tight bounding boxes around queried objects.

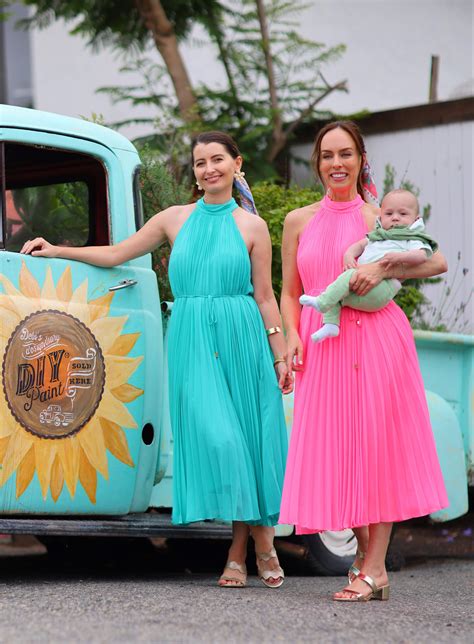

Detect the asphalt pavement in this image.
[0,515,473,643]
[0,554,472,642]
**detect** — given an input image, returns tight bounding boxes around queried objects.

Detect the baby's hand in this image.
[379,252,402,269]
[343,253,358,271]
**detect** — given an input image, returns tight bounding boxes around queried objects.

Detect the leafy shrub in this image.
[382,164,442,327]
[138,145,192,302]
[253,182,323,301]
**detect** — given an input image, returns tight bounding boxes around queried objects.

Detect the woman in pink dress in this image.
[279,121,448,602]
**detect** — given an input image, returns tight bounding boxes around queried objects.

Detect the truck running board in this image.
[0,513,233,539]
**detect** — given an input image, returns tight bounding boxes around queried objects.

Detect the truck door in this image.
[0,132,163,514]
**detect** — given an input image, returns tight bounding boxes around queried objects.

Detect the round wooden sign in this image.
[2,310,105,439]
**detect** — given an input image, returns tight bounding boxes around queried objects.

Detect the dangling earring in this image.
[196,181,203,191]
[234,170,245,181]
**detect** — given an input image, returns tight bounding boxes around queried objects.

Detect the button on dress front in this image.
[167,197,288,526]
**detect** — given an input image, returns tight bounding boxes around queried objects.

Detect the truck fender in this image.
[426,390,469,522]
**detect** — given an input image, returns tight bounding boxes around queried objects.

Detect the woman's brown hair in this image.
[311,120,367,200]
[191,131,241,162]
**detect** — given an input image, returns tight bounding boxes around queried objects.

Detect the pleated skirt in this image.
[168,295,288,526]
[279,301,448,534]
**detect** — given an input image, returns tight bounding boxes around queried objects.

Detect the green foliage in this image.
[95,0,346,181]
[20,0,222,50]
[0,1,12,21]
[7,182,89,251]
[418,252,472,333]
[253,182,322,300]
[382,163,442,327]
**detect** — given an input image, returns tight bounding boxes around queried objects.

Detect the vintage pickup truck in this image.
[0,105,472,574]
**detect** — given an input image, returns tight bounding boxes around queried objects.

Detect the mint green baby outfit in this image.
[167,198,287,526]
[319,219,438,326]
[317,270,402,325]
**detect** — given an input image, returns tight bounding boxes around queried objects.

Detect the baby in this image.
[300,189,438,343]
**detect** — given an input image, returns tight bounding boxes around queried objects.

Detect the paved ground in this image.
[0,515,472,643]
[0,554,472,642]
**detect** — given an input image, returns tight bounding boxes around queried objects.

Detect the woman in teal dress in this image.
[21,131,292,589]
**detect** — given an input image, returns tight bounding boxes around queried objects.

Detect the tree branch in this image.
[207,15,241,116]
[267,77,348,161]
[255,0,283,136]
[134,0,198,123]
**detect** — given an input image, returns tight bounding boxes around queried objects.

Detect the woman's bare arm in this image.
[250,217,293,393]
[350,251,448,296]
[280,209,310,371]
[20,207,174,267]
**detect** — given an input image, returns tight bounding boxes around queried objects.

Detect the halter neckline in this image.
[322,193,364,211]
[196,197,237,216]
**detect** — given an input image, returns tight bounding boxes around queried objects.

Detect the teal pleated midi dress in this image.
[167,197,288,526]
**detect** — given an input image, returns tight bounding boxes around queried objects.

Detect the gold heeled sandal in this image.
[348,549,366,582]
[333,573,390,602]
[256,547,285,589]
[218,561,247,588]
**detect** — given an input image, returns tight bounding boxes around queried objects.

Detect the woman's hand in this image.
[349,262,385,296]
[275,362,294,394]
[20,237,59,258]
[286,330,304,372]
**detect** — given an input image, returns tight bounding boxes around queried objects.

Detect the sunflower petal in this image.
[89,292,114,323]
[97,391,138,429]
[19,263,41,299]
[16,446,36,498]
[0,275,36,320]
[40,266,57,304]
[0,436,11,464]
[56,266,73,302]
[0,274,21,298]
[104,355,143,390]
[0,430,33,485]
[91,316,128,353]
[111,383,144,403]
[50,454,64,502]
[0,303,21,340]
[56,437,80,498]
[77,418,108,480]
[34,439,57,499]
[67,280,90,324]
[0,405,16,437]
[0,293,22,318]
[107,332,140,357]
[101,418,134,467]
[79,447,97,504]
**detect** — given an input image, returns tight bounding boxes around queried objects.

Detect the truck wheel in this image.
[300,525,403,575]
[301,530,358,576]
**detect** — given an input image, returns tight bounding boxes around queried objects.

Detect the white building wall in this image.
[290,120,474,332]
[27,0,473,139]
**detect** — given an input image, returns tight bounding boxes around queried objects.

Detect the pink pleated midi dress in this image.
[279,194,448,534]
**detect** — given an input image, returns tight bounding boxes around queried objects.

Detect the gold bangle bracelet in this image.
[273,357,286,366]
[266,326,282,336]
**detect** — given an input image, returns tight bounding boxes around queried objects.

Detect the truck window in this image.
[133,166,144,230]
[1,142,109,252]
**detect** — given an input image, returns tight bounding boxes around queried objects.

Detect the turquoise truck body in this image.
[0,105,471,530]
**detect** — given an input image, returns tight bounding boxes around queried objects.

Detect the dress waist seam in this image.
[175,294,252,299]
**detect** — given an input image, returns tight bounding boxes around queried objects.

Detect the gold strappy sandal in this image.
[348,549,366,582]
[256,547,285,589]
[217,561,247,588]
[333,573,390,602]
